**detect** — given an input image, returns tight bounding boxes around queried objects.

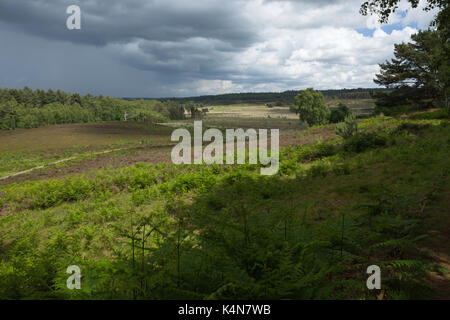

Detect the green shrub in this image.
[335,113,358,139]
[288,142,337,163]
[332,162,352,175]
[343,132,388,153]
[409,109,449,120]
[396,122,431,134]
[309,161,331,177]
[278,159,297,176]
[329,103,351,123]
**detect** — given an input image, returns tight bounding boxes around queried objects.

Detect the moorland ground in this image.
[0,104,331,183]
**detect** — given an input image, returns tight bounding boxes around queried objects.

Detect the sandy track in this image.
[0,148,128,181]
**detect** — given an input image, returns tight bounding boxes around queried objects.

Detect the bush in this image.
[409,108,449,120]
[335,113,358,139]
[329,103,351,123]
[396,122,431,134]
[308,161,331,177]
[288,142,337,163]
[343,132,388,153]
[278,159,297,176]
[164,100,186,120]
[332,163,352,175]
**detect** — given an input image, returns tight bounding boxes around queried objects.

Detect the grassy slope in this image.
[0,115,448,299]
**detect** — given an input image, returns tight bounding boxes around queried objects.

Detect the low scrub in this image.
[409,109,449,120]
[335,113,358,139]
[343,132,388,153]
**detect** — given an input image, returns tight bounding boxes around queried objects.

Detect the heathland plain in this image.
[0,101,448,299]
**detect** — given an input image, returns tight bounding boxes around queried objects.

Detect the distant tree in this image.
[47,89,57,104]
[0,98,18,130]
[22,86,34,106]
[0,87,172,130]
[70,93,82,105]
[294,88,331,126]
[164,100,185,120]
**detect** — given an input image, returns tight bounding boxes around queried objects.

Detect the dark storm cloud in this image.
[112,37,239,80]
[0,0,266,92]
[0,0,258,47]
[263,0,343,5]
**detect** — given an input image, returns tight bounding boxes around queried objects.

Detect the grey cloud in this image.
[0,0,258,47]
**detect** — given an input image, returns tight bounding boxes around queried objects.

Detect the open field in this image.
[0,122,174,154]
[166,104,304,131]
[0,109,448,300]
[206,104,298,119]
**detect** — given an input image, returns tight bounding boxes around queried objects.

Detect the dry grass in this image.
[0,122,173,154]
[206,104,298,119]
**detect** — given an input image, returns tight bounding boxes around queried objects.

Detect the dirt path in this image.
[0,147,128,182]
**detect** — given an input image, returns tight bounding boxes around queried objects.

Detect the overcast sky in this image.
[0,0,438,97]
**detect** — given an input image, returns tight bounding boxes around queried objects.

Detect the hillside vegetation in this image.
[0,112,448,299]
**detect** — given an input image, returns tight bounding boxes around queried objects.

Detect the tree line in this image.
[132,88,389,106]
[0,88,187,130]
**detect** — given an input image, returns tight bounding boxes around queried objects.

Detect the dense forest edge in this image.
[0,88,187,130]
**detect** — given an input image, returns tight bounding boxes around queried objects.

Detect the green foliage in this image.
[294,88,331,127]
[343,131,387,153]
[409,108,449,120]
[0,88,183,130]
[396,122,432,134]
[283,142,338,163]
[360,0,446,24]
[329,103,351,123]
[335,113,358,139]
[164,100,186,120]
[375,105,412,116]
[373,29,449,109]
